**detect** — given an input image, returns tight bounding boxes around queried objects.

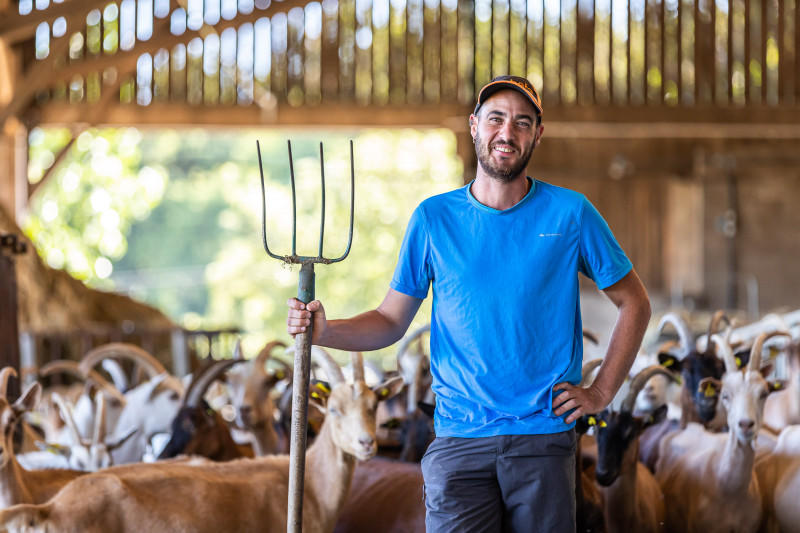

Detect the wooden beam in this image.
[30,100,800,130]
[0,0,108,45]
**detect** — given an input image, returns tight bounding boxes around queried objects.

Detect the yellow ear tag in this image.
[773,382,782,390]
[380,388,389,398]
[276,371,285,379]
[769,347,780,359]
[599,421,607,428]
[663,359,673,368]
[587,416,597,426]
[311,392,320,399]
[703,383,716,398]
[735,357,742,368]
[317,383,331,394]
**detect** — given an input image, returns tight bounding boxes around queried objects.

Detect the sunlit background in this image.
[23,127,463,365]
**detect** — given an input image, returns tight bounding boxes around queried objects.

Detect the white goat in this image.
[763,341,800,432]
[655,331,789,533]
[0,368,85,508]
[78,343,186,464]
[0,350,403,533]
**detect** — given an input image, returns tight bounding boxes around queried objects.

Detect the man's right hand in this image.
[286,298,327,343]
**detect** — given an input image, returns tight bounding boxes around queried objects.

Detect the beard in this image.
[474,130,535,183]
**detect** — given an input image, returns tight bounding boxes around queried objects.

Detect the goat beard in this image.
[474,131,535,183]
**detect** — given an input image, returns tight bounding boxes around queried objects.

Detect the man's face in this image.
[471,90,543,183]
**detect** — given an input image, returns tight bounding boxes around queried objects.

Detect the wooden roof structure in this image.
[3,0,800,206]
[3,0,800,312]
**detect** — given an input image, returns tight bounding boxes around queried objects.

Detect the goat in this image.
[657,311,728,429]
[575,359,605,533]
[655,331,789,533]
[225,340,291,456]
[158,357,251,462]
[35,359,126,445]
[0,350,404,533]
[590,365,677,533]
[78,343,185,464]
[763,341,800,432]
[0,368,85,508]
[333,458,425,533]
[19,393,136,472]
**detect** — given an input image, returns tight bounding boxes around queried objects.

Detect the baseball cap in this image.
[473,75,543,119]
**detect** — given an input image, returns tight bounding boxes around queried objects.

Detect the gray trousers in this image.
[421,430,576,533]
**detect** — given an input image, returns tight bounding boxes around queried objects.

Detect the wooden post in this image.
[0,233,26,400]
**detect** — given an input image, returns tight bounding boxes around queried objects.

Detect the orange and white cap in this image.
[473,75,543,120]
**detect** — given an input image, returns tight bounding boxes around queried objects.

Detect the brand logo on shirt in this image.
[539,233,562,237]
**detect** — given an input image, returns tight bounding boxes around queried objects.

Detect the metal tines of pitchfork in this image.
[256,139,354,533]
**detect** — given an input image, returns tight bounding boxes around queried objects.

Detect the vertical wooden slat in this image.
[728,0,733,102]
[643,0,649,104]
[761,0,768,101]
[591,0,595,103]
[609,0,614,102]
[660,0,665,102]
[796,0,800,103]
[777,0,785,102]
[677,0,682,103]
[744,0,751,102]
[627,0,632,103]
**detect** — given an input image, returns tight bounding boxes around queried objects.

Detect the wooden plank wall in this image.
[5,0,799,116]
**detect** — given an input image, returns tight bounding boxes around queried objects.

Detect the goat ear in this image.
[309,381,331,408]
[36,441,71,457]
[767,380,787,394]
[734,349,751,369]
[758,363,774,379]
[698,377,721,398]
[372,376,404,402]
[106,426,139,450]
[12,382,42,417]
[658,353,680,370]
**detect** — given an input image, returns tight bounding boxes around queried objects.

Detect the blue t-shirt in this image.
[390,178,632,438]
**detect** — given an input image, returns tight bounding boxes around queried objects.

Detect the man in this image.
[286,75,651,532]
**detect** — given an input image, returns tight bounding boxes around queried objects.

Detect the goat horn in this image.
[255,341,288,374]
[582,330,599,346]
[0,367,18,399]
[396,324,431,365]
[748,331,791,374]
[92,392,107,444]
[657,313,693,356]
[40,360,127,405]
[580,359,603,388]
[705,310,730,352]
[621,365,680,413]
[711,334,738,374]
[52,393,87,447]
[79,343,167,380]
[310,346,344,387]
[350,352,365,383]
[185,358,248,409]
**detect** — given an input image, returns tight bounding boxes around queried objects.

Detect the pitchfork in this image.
[257,140,355,533]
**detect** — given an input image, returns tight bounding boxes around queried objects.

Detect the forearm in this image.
[591,294,651,406]
[310,288,423,352]
[317,308,410,352]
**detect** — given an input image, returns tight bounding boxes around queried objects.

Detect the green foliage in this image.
[24,127,463,365]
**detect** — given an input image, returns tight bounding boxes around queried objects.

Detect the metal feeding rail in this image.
[257,140,355,533]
